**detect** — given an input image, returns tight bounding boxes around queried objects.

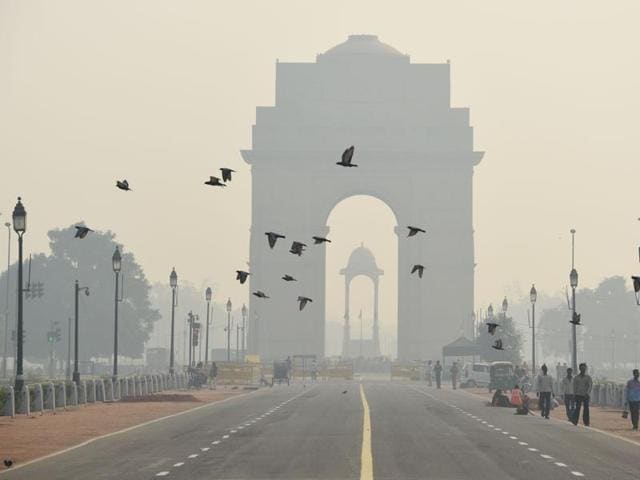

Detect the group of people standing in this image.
[535,362,592,425]
[424,360,460,390]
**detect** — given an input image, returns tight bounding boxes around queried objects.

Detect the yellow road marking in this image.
[360,383,373,480]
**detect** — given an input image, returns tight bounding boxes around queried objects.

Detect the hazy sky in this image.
[2,1,639,353]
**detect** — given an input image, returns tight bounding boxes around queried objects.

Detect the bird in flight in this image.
[253,291,269,299]
[486,322,499,335]
[205,176,226,187]
[116,180,131,191]
[570,312,582,325]
[492,339,504,350]
[265,232,285,249]
[220,168,235,182]
[337,146,357,167]
[312,236,331,245]
[74,226,94,239]
[342,390,348,394]
[290,241,307,256]
[411,264,425,278]
[3,458,13,468]
[407,226,426,237]
[297,296,313,311]
[236,270,250,284]
[282,274,297,282]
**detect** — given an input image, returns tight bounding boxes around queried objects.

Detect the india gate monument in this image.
[242,35,483,361]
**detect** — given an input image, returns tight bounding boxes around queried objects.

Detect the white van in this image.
[461,362,491,388]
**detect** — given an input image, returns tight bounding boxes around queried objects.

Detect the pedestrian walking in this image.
[425,360,433,386]
[572,363,592,426]
[624,369,640,431]
[535,364,554,419]
[450,361,460,390]
[208,361,218,390]
[434,360,443,389]
[560,367,575,421]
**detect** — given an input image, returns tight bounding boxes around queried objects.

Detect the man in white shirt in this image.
[535,364,554,419]
[560,367,575,421]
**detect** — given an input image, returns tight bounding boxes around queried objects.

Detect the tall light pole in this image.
[236,316,240,362]
[570,228,578,372]
[205,287,212,365]
[530,284,537,377]
[12,198,26,392]
[112,247,122,381]
[169,268,178,375]
[2,221,11,379]
[226,298,232,361]
[241,304,247,361]
[73,280,90,385]
[187,311,194,367]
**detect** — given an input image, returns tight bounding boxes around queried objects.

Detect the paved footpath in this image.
[2,382,639,479]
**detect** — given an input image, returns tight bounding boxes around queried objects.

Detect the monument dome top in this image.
[323,35,404,58]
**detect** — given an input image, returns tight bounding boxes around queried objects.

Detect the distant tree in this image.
[0,223,159,361]
[476,313,523,365]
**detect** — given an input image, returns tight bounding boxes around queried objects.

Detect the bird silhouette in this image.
[492,339,504,350]
[282,275,297,282]
[265,232,285,249]
[336,146,357,167]
[411,264,425,278]
[290,241,307,256]
[407,226,426,237]
[236,270,250,284]
[342,390,348,394]
[570,312,582,325]
[297,296,312,311]
[74,226,94,239]
[312,236,331,245]
[220,168,235,182]
[116,180,131,191]
[205,176,226,187]
[253,291,269,299]
[486,322,499,335]
[3,458,12,468]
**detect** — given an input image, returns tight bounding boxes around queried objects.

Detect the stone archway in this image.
[242,34,483,361]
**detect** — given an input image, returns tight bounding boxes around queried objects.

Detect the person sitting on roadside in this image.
[510,384,523,408]
[515,393,531,415]
[492,389,511,407]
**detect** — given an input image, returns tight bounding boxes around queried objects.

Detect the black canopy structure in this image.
[441,336,483,366]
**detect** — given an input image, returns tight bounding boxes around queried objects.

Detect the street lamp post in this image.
[2,221,11,379]
[169,268,178,375]
[241,304,247,361]
[205,287,212,365]
[73,280,90,385]
[187,311,194,367]
[530,284,537,377]
[112,247,122,381]
[236,317,239,362]
[570,229,578,372]
[226,298,232,361]
[12,198,26,392]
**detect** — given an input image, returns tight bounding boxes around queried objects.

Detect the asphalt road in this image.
[2,382,640,479]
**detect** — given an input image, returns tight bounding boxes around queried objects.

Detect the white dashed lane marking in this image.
[571,472,585,477]
[212,440,220,445]
[518,442,528,446]
[540,454,553,460]
[509,436,518,440]
[222,435,230,439]
[555,462,567,467]
[156,472,170,477]
[188,454,199,459]
[528,448,539,452]
[200,447,210,452]
[173,462,184,467]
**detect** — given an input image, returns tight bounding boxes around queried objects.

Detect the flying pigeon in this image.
[74,226,94,239]
[236,270,250,285]
[3,458,12,468]
[336,146,357,167]
[253,291,269,299]
[265,232,285,249]
[205,176,226,187]
[411,264,425,278]
[486,322,499,335]
[407,226,426,237]
[312,236,331,245]
[116,180,131,191]
[570,312,582,325]
[492,339,504,350]
[282,274,297,282]
[220,168,235,182]
[290,241,307,256]
[297,296,312,311]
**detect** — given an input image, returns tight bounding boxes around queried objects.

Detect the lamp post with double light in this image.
[205,287,212,365]
[73,280,90,385]
[226,298,232,361]
[241,304,247,361]
[2,221,11,379]
[12,198,26,392]
[112,247,122,381]
[530,284,537,377]
[169,268,178,375]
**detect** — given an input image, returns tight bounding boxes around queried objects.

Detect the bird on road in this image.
[253,291,269,299]
[74,226,94,239]
[342,390,348,394]
[337,146,357,167]
[236,270,250,284]
[220,168,235,182]
[265,232,285,249]
[492,339,504,350]
[312,236,331,245]
[290,241,307,256]
[486,322,499,335]
[3,458,12,468]
[282,274,297,282]
[116,180,131,191]
[570,312,582,325]
[297,296,312,311]
[407,226,426,237]
[205,176,226,187]
[411,264,425,278]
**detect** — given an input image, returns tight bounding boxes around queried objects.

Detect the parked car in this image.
[460,362,491,388]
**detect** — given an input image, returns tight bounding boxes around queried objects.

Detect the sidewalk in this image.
[464,387,640,444]
[0,388,247,466]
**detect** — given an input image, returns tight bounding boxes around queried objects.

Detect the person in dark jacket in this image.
[434,361,443,389]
